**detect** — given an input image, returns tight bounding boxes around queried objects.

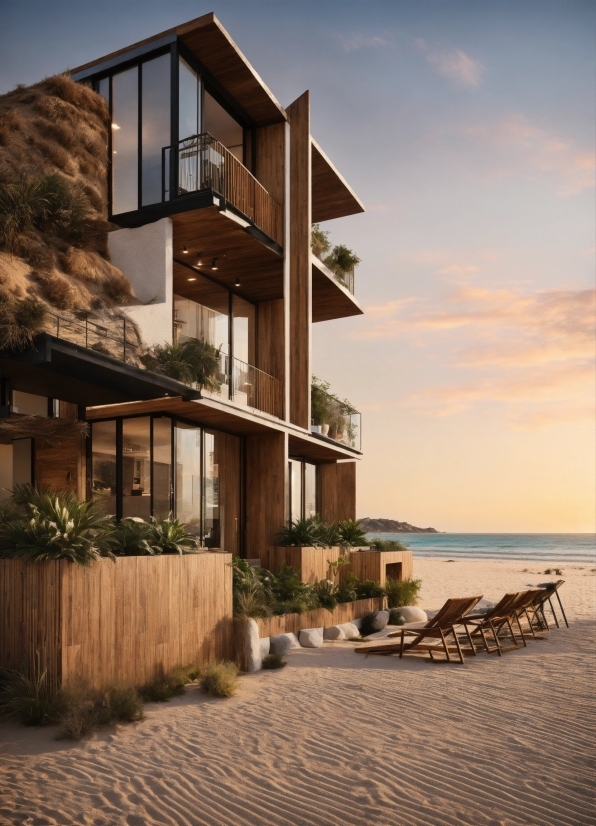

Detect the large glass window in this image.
[288,459,317,521]
[289,459,302,523]
[141,54,171,206]
[204,90,243,162]
[111,66,139,214]
[179,57,200,142]
[153,418,172,518]
[91,420,117,515]
[122,418,151,520]
[203,431,220,547]
[304,462,317,518]
[175,422,202,536]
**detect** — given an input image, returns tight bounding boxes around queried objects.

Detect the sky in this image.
[1,0,594,532]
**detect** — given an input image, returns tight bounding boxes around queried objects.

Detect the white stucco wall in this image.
[108,217,173,348]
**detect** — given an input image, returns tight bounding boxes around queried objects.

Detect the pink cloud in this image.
[415,39,485,87]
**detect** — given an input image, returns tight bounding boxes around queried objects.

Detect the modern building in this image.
[0,13,365,561]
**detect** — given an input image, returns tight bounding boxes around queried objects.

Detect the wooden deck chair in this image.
[505,589,549,643]
[533,580,568,629]
[459,593,523,656]
[354,596,482,664]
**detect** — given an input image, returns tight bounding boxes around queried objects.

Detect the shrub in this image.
[337,519,368,548]
[315,578,339,611]
[369,538,409,552]
[139,674,186,703]
[262,654,286,670]
[56,682,144,739]
[0,484,114,564]
[275,516,325,547]
[0,294,46,350]
[385,577,422,609]
[199,662,238,697]
[103,273,132,304]
[150,515,198,555]
[146,338,223,390]
[0,663,56,726]
[388,608,406,626]
[323,244,361,278]
[35,272,76,310]
[107,517,154,556]
[311,224,331,259]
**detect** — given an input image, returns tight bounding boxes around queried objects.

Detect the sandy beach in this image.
[1,558,594,826]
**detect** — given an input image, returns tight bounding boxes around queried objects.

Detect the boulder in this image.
[323,625,346,641]
[245,618,263,672]
[299,627,324,648]
[371,610,389,631]
[270,633,299,657]
[397,606,428,623]
[259,637,270,660]
[337,622,360,639]
[352,618,363,630]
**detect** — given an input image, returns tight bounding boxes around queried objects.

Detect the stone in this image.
[270,633,299,657]
[397,606,428,623]
[323,625,346,641]
[259,637,270,660]
[299,627,324,648]
[352,618,363,630]
[371,610,389,631]
[337,622,360,639]
[245,618,263,672]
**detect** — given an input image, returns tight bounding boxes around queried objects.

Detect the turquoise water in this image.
[365,533,596,564]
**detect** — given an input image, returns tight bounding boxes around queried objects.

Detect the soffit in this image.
[311,138,365,223]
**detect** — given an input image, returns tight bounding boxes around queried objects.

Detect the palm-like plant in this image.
[150,515,198,554]
[107,517,154,556]
[337,519,368,548]
[146,338,222,391]
[0,485,113,565]
[275,516,325,547]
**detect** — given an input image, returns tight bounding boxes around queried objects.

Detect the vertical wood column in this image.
[317,461,357,522]
[244,431,287,560]
[287,92,311,429]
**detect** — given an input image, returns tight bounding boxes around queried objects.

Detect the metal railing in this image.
[231,355,284,419]
[43,311,139,365]
[311,404,361,451]
[162,133,283,247]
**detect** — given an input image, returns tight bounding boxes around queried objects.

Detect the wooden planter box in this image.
[0,553,233,690]
[261,547,414,586]
[261,546,344,584]
[340,550,414,586]
[256,596,386,638]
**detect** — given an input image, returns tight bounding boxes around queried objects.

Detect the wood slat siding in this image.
[339,551,414,586]
[244,431,287,557]
[317,462,357,523]
[35,435,85,498]
[287,92,311,430]
[256,597,385,638]
[262,546,343,585]
[1,555,233,690]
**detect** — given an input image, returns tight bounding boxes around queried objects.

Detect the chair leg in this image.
[556,591,569,628]
[464,624,478,655]
[548,597,560,628]
[523,608,538,638]
[451,627,465,664]
[399,632,405,659]
[440,630,452,662]
[514,613,528,647]
[487,621,503,656]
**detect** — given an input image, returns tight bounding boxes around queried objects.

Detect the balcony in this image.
[311,377,361,451]
[163,133,283,247]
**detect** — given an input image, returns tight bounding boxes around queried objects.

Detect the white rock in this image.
[245,618,263,672]
[323,625,346,641]
[371,610,390,631]
[337,622,360,639]
[270,633,299,656]
[397,606,428,623]
[299,627,324,648]
[259,637,270,659]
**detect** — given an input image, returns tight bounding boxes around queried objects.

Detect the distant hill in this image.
[358,517,439,534]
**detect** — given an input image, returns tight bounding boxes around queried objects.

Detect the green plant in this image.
[323,244,361,279]
[268,564,319,614]
[337,519,368,548]
[230,557,272,617]
[327,555,350,582]
[139,673,187,703]
[311,224,331,259]
[150,515,198,555]
[262,654,287,670]
[0,485,114,564]
[0,660,56,726]
[56,681,144,739]
[275,516,325,548]
[369,538,409,551]
[355,578,385,599]
[385,577,422,609]
[317,519,342,547]
[336,573,360,604]
[146,338,222,391]
[199,662,239,697]
[105,517,154,557]
[388,608,406,626]
[315,579,339,611]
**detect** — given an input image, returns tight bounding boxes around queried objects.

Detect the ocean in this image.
[365,533,596,564]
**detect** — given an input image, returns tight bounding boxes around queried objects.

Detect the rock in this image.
[370,610,389,631]
[352,618,363,630]
[323,625,346,641]
[299,627,324,648]
[245,618,263,672]
[259,637,270,659]
[397,606,428,623]
[337,622,360,639]
[270,633,299,656]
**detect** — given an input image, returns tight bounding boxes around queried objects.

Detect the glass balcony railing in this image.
[311,403,361,451]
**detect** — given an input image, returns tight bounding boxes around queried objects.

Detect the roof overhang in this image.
[311,138,365,223]
[70,13,286,127]
[311,256,363,323]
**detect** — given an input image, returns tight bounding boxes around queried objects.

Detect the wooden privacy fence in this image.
[1,553,233,691]
[256,597,386,638]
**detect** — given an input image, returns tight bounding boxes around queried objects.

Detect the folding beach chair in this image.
[354,596,483,664]
[533,580,568,629]
[459,593,524,656]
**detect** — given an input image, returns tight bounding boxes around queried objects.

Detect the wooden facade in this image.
[0,554,233,690]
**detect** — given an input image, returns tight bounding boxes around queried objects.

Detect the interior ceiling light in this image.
[183,245,188,254]
[234,278,241,287]
[211,258,218,270]
[188,277,196,281]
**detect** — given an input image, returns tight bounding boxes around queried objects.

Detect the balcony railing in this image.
[231,356,283,419]
[162,133,283,247]
[42,310,140,365]
[333,266,355,295]
[311,403,361,451]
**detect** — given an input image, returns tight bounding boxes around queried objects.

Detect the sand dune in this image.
[1,559,594,826]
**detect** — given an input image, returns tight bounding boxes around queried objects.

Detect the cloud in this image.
[336,32,391,53]
[352,284,596,428]
[415,38,484,87]
[464,114,596,195]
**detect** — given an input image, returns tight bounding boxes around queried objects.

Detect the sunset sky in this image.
[2,0,594,532]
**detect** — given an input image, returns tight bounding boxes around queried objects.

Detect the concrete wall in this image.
[108,218,173,348]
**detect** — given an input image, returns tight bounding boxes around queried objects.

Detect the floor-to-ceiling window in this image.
[111,66,139,215]
[122,417,151,520]
[141,54,171,206]
[288,459,317,522]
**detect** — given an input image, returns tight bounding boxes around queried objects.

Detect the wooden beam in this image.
[287,92,311,430]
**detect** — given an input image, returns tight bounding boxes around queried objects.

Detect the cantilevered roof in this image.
[311,138,365,223]
[70,13,287,126]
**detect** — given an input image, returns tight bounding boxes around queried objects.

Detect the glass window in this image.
[304,462,317,518]
[91,421,117,515]
[204,90,243,162]
[141,54,171,206]
[203,431,220,547]
[152,418,172,519]
[97,76,110,106]
[112,66,139,214]
[175,422,202,536]
[122,417,151,520]
[289,459,302,523]
[11,390,47,417]
[179,57,200,141]
[174,273,229,354]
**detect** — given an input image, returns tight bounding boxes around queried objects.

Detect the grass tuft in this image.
[261,654,287,670]
[199,662,239,698]
[384,577,422,609]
